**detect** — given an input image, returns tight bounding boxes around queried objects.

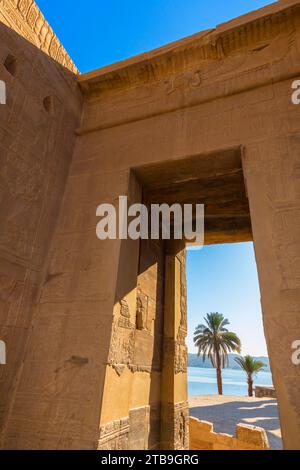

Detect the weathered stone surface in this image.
[160,401,189,450]
[98,417,130,450]
[236,423,269,449]
[0,0,77,72]
[129,406,150,450]
[255,386,277,398]
[0,4,82,448]
[190,417,270,450]
[1,0,300,450]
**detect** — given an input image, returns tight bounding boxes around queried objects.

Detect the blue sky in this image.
[187,243,267,356]
[35,1,271,356]
[36,0,273,73]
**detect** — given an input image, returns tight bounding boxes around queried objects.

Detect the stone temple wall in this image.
[98,238,166,450]
[1,0,300,451]
[0,4,82,446]
[98,239,189,450]
[0,0,77,72]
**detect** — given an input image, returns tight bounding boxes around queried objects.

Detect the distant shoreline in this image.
[188,367,273,397]
[188,353,271,372]
[188,365,272,373]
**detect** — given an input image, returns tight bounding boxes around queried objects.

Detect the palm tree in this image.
[194,313,241,395]
[235,355,265,397]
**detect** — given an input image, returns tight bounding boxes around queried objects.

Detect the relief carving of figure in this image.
[108,299,135,376]
[136,291,149,331]
[120,299,130,318]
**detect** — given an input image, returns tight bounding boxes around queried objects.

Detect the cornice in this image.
[78,0,300,98]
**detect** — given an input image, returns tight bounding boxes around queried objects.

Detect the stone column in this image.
[160,240,189,450]
[243,137,300,449]
[97,174,142,450]
[98,200,165,451]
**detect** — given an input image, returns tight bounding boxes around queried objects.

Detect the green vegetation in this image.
[193,313,241,395]
[234,355,266,397]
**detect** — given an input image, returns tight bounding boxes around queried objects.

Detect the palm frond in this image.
[235,355,265,375]
[193,312,242,371]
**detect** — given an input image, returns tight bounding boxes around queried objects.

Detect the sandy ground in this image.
[189,395,283,450]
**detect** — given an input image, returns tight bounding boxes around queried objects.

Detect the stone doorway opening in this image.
[187,241,283,450]
[100,145,289,450]
[135,146,252,246]
[131,146,259,449]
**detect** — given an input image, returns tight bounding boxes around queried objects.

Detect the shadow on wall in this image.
[0,20,82,445]
[190,399,282,450]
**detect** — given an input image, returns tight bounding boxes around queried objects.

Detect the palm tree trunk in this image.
[216,351,223,395]
[248,376,253,397]
[216,366,223,395]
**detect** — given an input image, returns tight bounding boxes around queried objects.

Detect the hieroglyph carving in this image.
[136,290,150,331]
[98,418,130,450]
[175,340,188,375]
[164,70,201,95]
[174,402,189,450]
[108,293,158,375]
[108,299,135,376]
[0,0,77,72]
[175,249,188,374]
